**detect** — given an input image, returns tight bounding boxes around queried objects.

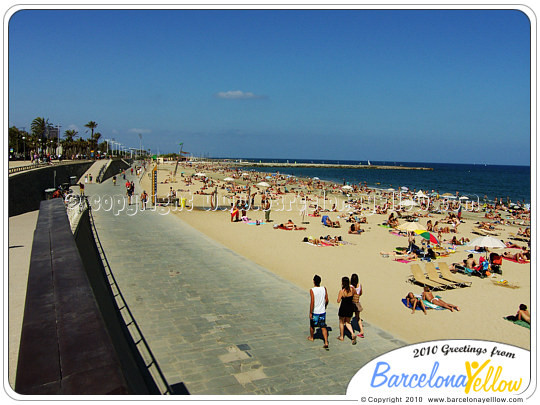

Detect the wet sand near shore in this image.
[136,161,531,350]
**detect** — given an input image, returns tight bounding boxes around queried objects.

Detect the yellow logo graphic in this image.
[465,360,522,394]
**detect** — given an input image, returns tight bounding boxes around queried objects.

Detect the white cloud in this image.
[216,90,265,99]
[128,128,152,134]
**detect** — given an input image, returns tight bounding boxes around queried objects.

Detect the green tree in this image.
[84,121,98,139]
[62,129,78,157]
[31,117,49,151]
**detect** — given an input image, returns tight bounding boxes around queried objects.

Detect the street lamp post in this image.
[22,136,26,161]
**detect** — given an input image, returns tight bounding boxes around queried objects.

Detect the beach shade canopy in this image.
[459,196,469,200]
[400,199,418,207]
[398,222,426,232]
[414,230,440,244]
[223,177,235,182]
[467,236,506,249]
[257,182,271,187]
[387,188,395,192]
[416,190,427,197]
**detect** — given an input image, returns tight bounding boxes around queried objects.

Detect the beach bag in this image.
[352,293,359,303]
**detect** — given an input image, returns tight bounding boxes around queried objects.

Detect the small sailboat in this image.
[367,160,371,166]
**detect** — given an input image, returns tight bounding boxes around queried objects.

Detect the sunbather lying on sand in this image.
[380,251,419,260]
[320,235,342,245]
[405,292,427,315]
[322,215,341,228]
[503,251,528,261]
[303,236,323,246]
[422,287,460,312]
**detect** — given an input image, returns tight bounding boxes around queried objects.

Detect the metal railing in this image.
[85,197,174,395]
[8,160,91,175]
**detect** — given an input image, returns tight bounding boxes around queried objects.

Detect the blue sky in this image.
[8,8,532,165]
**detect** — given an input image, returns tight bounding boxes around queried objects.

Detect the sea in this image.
[227,158,532,205]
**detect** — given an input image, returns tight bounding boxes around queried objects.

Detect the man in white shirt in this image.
[308,274,329,350]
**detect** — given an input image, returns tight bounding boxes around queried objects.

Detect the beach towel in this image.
[422,300,444,310]
[394,258,415,263]
[378,224,392,228]
[503,316,530,329]
[245,221,265,225]
[465,250,484,254]
[491,279,519,289]
[303,241,332,247]
[400,297,443,310]
[502,257,530,264]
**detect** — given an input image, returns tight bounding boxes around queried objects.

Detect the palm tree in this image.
[75,137,88,157]
[31,117,49,152]
[84,121,98,139]
[62,129,78,157]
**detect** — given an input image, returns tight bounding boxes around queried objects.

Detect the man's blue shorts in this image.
[310,313,327,328]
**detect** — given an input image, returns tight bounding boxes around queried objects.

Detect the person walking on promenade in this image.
[350,273,365,338]
[337,276,357,345]
[308,275,329,350]
[79,182,85,196]
[127,182,134,205]
[141,190,148,210]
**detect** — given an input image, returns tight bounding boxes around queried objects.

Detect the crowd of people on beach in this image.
[91,160,530,348]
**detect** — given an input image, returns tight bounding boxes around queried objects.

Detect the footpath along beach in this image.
[135,161,531,351]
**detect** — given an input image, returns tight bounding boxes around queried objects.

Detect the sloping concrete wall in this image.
[8,161,93,217]
[101,159,132,183]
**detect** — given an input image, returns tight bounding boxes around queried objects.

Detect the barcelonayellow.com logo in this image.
[347,340,530,400]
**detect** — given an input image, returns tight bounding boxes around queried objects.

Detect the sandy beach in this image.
[135,161,531,350]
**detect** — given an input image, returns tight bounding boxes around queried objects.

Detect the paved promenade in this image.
[86,172,407,396]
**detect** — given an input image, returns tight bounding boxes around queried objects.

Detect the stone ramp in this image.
[86,175,407,395]
[80,160,109,184]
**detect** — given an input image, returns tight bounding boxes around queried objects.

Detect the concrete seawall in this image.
[224,162,433,170]
[8,161,93,217]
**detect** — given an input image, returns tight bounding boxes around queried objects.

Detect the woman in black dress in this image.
[337,276,357,345]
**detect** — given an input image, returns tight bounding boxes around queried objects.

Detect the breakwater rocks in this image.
[226,162,433,170]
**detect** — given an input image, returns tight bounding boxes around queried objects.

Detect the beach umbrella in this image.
[416,190,427,197]
[223,177,235,182]
[401,186,409,191]
[398,222,426,232]
[467,236,506,249]
[313,177,320,180]
[387,188,395,192]
[257,182,271,187]
[242,173,250,176]
[414,230,440,245]
[342,185,353,191]
[400,200,418,207]
[194,172,206,177]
